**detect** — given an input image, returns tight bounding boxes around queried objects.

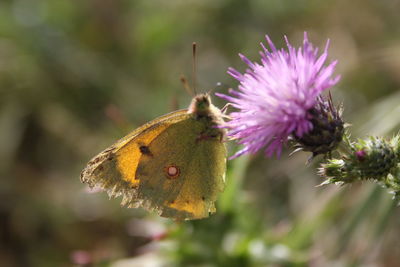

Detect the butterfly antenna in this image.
[205,85,217,98]
[192,42,198,95]
[180,75,193,96]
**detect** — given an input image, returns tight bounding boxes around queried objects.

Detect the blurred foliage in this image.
[1,0,400,266]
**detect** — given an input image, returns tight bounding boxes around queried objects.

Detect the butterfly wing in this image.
[135,116,226,220]
[81,94,227,220]
[80,109,190,204]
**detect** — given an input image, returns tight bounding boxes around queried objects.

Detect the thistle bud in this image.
[318,159,348,183]
[350,137,397,180]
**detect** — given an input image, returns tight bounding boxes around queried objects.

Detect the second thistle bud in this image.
[350,137,398,180]
[319,134,400,204]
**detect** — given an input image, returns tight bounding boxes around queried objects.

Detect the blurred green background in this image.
[1,0,400,266]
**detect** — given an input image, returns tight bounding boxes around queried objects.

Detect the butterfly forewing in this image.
[80,110,190,199]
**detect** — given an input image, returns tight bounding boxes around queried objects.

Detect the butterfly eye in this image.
[164,165,180,179]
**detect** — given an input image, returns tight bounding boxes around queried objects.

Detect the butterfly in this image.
[80,93,227,220]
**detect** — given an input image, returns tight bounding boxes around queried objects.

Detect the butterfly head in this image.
[188,93,225,131]
[189,93,212,116]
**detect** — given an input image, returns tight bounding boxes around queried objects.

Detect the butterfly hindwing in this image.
[135,117,226,220]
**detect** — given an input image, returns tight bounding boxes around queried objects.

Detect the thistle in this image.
[217,32,342,158]
[218,31,400,206]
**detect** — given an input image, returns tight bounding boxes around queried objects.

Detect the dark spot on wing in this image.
[139,145,153,156]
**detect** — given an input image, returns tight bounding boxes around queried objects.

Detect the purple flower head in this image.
[217,32,340,158]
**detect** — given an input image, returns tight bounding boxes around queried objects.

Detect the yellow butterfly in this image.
[80,94,227,220]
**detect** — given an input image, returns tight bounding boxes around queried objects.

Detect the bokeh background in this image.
[2,0,400,266]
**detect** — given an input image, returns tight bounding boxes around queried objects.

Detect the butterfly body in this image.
[81,94,226,220]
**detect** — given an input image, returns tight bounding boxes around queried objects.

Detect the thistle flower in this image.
[217,33,341,158]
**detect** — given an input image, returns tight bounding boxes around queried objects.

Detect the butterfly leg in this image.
[221,102,232,114]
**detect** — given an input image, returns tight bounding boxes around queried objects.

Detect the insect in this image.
[81,44,227,220]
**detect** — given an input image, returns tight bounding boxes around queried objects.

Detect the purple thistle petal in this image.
[219,32,340,158]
